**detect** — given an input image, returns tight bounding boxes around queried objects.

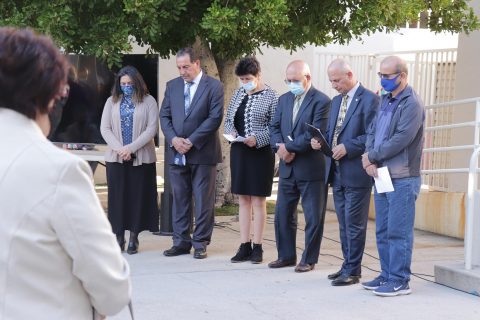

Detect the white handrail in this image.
[466,147,480,270]
[423,97,480,270]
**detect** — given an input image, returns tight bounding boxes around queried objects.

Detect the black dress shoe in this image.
[193,248,207,259]
[268,259,296,268]
[327,269,343,280]
[331,275,361,286]
[294,263,315,273]
[163,246,191,257]
[127,239,139,255]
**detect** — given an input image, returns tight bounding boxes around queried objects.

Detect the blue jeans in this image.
[374,176,421,282]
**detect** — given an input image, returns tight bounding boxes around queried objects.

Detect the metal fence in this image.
[312,49,457,105]
[422,97,480,270]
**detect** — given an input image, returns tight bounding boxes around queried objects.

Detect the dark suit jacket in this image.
[160,73,224,165]
[270,86,331,181]
[325,84,379,187]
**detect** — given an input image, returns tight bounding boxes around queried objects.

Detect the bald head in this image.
[286,60,311,76]
[381,56,408,75]
[285,60,311,94]
[328,58,352,74]
[327,58,356,94]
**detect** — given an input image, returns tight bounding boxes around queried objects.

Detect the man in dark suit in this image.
[269,60,331,272]
[311,59,379,285]
[160,47,224,259]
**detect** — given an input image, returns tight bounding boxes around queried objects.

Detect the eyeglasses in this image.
[377,72,400,79]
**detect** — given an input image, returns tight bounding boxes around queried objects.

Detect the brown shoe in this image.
[268,259,296,268]
[294,263,315,273]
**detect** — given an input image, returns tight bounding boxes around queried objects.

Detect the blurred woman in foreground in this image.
[0,27,131,319]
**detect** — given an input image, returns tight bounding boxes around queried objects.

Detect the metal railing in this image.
[313,49,457,106]
[422,97,480,270]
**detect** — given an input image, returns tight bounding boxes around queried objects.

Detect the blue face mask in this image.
[121,84,134,96]
[380,74,401,93]
[241,81,257,92]
[287,81,305,96]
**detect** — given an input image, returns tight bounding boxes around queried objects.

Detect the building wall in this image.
[450,0,480,192]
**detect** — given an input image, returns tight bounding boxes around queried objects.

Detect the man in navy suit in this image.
[160,47,224,259]
[269,60,331,272]
[311,59,379,285]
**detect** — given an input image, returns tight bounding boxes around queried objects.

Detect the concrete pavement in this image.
[109,210,479,320]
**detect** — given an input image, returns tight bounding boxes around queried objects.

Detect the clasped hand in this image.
[362,152,378,177]
[117,146,132,161]
[243,135,256,148]
[172,137,192,154]
[277,143,295,163]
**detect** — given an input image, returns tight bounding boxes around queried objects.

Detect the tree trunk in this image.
[214,56,238,206]
[193,38,238,207]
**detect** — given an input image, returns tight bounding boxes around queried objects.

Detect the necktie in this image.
[292,95,302,125]
[332,94,348,147]
[184,81,194,115]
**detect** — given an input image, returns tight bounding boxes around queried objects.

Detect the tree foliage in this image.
[1,0,478,67]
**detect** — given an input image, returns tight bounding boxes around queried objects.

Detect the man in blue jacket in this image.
[361,56,425,297]
[311,59,379,286]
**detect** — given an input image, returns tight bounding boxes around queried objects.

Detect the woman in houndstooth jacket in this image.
[224,56,278,264]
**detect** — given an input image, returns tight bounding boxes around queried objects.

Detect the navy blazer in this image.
[270,86,331,181]
[160,73,224,165]
[325,84,379,187]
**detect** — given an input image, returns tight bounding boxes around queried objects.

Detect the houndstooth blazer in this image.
[224,85,278,148]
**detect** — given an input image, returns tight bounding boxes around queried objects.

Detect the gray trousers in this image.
[169,164,216,250]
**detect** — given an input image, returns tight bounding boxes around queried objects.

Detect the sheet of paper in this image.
[374,166,395,193]
[223,133,246,143]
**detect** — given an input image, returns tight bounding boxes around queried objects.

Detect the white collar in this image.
[346,82,360,99]
[185,70,203,85]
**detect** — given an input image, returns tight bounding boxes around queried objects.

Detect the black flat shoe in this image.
[116,235,126,252]
[117,240,126,252]
[127,239,139,255]
[194,248,207,259]
[327,269,343,280]
[331,275,361,286]
[163,246,191,257]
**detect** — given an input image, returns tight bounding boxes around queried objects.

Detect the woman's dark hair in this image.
[111,66,149,103]
[235,56,261,77]
[0,27,68,119]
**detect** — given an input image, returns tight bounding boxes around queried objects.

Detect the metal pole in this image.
[158,138,173,235]
[465,100,480,270]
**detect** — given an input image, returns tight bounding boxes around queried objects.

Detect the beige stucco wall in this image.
[450,0,480,193]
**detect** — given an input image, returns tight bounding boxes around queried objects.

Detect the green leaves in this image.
[200,0,291,59]
[0,0,478,67]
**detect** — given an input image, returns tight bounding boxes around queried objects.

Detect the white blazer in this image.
[0,108,131,320]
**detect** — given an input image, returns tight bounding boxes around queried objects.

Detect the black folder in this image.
[305,123,333,157]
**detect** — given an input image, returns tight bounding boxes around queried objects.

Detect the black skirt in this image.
[230,143,275,197]
[106,161,159,234]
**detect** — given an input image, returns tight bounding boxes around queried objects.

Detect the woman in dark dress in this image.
[224,57,278,263]
[100,66,159,254]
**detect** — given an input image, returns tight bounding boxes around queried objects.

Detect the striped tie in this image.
[292,95,302,125]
